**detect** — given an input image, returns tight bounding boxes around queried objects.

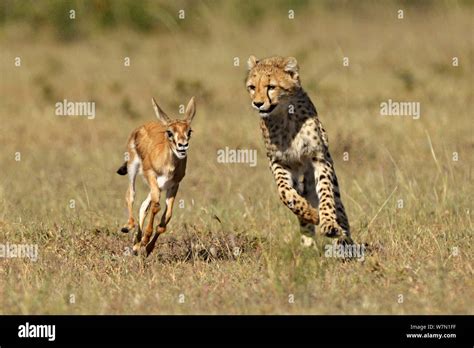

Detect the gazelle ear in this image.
[185,97,196,123]
[247,55,259,70]
[152,97,171,125]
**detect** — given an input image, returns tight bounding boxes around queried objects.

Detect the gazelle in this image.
[116,97,196,256]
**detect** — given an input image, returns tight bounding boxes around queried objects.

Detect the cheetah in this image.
[245,55,353,245]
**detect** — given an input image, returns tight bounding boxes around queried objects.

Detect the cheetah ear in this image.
[284,57,299,77]
[247,55,259,70]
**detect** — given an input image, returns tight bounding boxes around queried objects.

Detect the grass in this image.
[0,1,472,314]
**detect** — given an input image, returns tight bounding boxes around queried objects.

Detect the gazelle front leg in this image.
[133,171,161,254]
[145,184,179,255]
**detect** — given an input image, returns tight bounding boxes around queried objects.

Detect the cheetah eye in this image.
[166,130,173,138]
[267,85,276,90]
[248,85,255,91]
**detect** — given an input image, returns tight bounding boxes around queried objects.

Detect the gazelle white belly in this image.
[156,174,174,190]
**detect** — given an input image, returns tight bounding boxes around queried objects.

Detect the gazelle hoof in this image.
[121,223,135,233]
[132,243,141,256]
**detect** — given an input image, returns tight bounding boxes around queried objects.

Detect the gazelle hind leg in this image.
[139,193,152,232]
[134,193,151,247]
[121,157,140,233]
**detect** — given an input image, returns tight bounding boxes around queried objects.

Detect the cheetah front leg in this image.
[271,161,319,226]
[311,151,352,243]
[296,163,320,246]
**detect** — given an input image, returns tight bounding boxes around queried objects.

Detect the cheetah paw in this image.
[336,235,354,246]
[319,220,346,238]
[300,234,315,248]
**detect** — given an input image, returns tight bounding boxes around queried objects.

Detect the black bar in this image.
[0,315,471,347]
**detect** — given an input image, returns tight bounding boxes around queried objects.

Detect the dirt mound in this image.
[152,226,261,263]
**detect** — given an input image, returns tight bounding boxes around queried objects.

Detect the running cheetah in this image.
[245,55,352,245]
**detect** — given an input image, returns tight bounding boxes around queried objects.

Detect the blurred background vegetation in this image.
[1,0,472,41]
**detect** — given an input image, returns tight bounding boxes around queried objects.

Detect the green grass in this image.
[0,1,472,314]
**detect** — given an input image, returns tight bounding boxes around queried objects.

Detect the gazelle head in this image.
[152,97,196,159]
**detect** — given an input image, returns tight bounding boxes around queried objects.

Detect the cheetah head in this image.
[245,55,301,118]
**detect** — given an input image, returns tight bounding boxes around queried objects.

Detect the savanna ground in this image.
[0,1,472,314]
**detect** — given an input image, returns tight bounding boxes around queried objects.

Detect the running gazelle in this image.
[116,97,196,256]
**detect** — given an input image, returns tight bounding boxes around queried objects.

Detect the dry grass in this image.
[0,2,472,314]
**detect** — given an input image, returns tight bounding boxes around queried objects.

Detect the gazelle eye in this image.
[187,129,192,137]
[268,85,276,90]
[166,130,173,138]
